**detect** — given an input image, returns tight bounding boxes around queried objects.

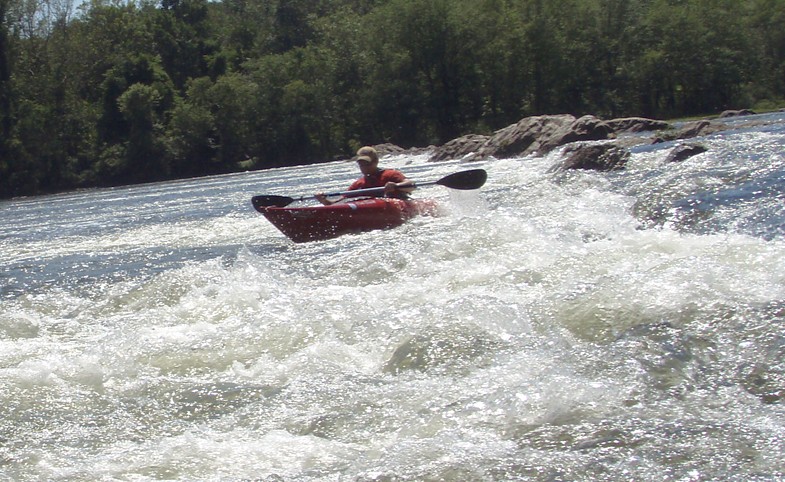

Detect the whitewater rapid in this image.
[1,113,785,480]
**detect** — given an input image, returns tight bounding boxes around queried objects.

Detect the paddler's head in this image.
[355,146,379,176]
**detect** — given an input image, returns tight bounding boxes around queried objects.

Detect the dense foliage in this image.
[1,0,784,198]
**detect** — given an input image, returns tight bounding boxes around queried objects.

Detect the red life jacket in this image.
[348,169,409,198]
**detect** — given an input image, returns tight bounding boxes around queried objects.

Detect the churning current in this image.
[1,113,785,481]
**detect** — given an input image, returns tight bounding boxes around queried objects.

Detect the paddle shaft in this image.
[321,179,440,200]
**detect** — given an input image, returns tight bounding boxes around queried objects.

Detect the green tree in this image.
[93,82,169,185]
[270,0,313,53]
[0,0,13,177]
[168,73,259,174]
[450,0,528,130]
[151,0,214,90]
[203,73,259,170]
[247,46,343,164]
[359,0,484,144]
[119,83,167,181]
[167,78,217,176]
[95,54,175,184]
[634,0,754,117]
[745,0,785,106]
[1,0,92,195]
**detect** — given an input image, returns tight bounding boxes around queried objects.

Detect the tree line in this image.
[1,0,783,198]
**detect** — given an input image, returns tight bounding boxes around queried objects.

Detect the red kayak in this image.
[250,169,487,242]
[255,197,440,243]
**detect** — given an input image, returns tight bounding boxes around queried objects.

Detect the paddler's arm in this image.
[384,180,415,196]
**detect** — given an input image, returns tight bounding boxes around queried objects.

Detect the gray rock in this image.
[427,134,489,162]
[558,142,630,171]
[605,117,671,133]
[664,143,707,163]
[719,109,756,118]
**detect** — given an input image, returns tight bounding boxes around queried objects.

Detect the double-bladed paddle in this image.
[252,168,487,210]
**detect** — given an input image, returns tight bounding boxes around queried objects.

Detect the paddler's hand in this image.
[384,181,415,196]
[315,193,332,205]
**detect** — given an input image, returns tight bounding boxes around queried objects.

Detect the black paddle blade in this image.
[435,169,487,190]
[252,195,295,210]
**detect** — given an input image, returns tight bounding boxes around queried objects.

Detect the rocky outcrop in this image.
[429,114,614,163]
[378,110,767,172]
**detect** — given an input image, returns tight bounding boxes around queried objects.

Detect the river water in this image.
[2,113,785,480]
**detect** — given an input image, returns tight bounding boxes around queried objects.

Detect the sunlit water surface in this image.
[2,113,785,480]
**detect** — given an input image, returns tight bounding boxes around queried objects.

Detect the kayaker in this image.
[315,146,415,205]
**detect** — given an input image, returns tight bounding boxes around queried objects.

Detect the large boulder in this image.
[558,142,630,171]
[676,120,715,139]
[544,115,615,152]
[427,134,490,162]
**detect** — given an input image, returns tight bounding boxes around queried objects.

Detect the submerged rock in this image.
[742,364,784,404]
[664,143,708,163]
[382,328,504,375]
